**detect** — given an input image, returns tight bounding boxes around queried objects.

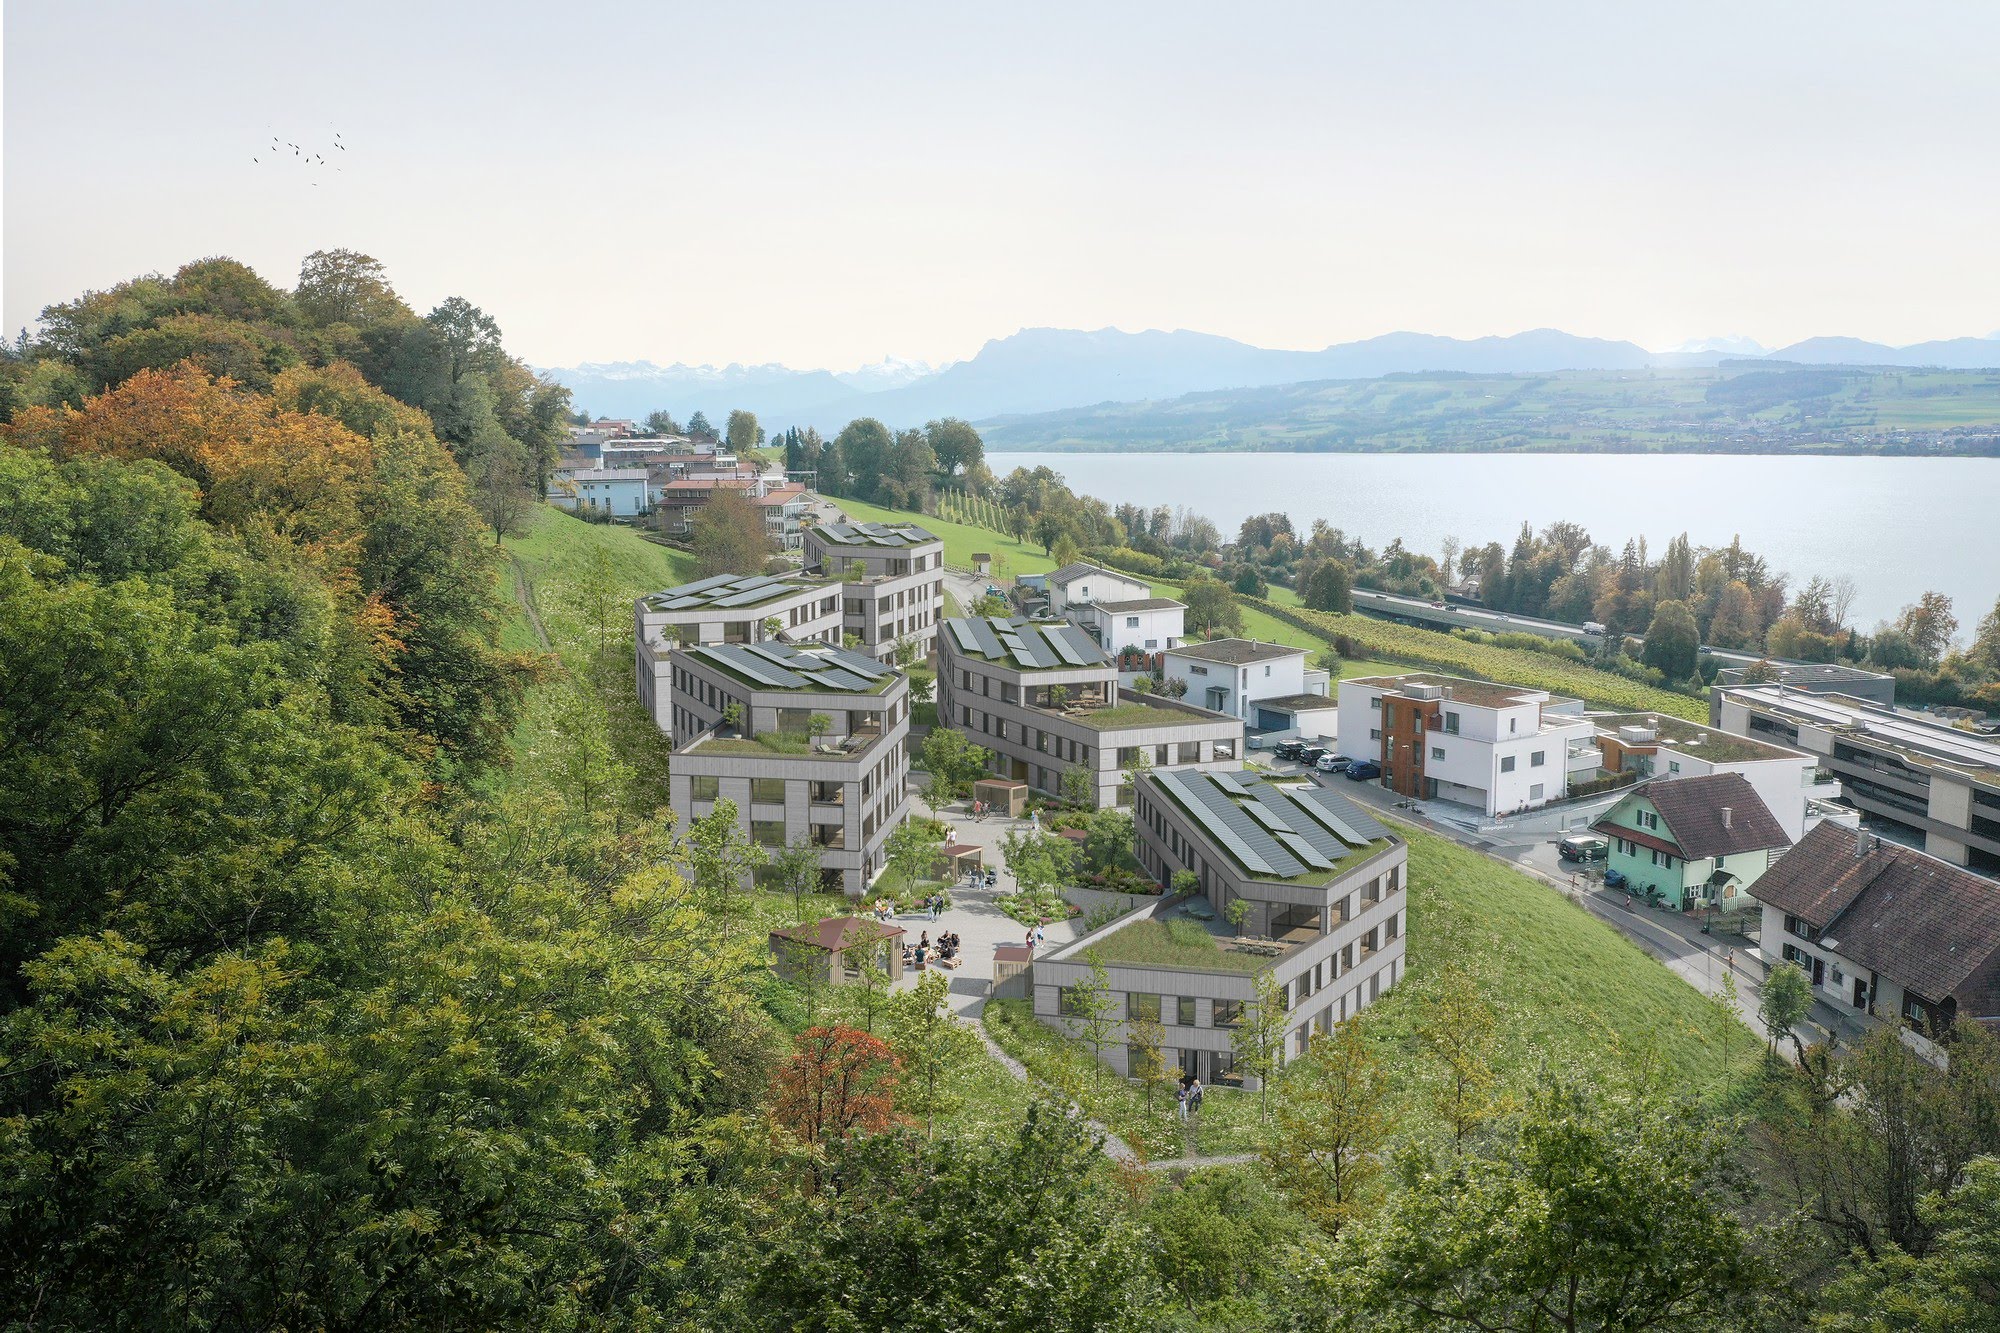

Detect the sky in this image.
[7,1,2000,371]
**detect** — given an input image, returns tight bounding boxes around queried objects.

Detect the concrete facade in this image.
[803,521,948,663]
[1163,639,1319,722]
[1075,598,1186,657]
[633,575,846,735]
[1339,673,1595,816]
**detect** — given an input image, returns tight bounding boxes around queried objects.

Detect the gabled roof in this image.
[1599,774,1790,859]
[1751,823,2000,1002]
[1048,562,1139,586]
[1168,638,1307,666]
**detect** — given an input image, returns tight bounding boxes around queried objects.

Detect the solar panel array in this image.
[813,520,938,548]
[685,641,898,694]
[940,616,1110,670]
[1154,769,1387,882]
[642,572,817,612]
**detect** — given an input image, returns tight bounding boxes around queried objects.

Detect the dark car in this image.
[1558,834,1608,863]
[1346,760,1381,780]
[1297,746,1329,767]
[1273,741,1306,761]
[1604,867,1628,890]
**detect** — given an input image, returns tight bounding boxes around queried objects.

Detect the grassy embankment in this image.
[985,817,1762,1161]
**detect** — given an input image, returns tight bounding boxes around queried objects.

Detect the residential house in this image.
[633,573,845,734]
[1713,685,2000,876]
[1075,597,1186,659]
[1163,639,1325,725]
[1046,562,1151,617]
[559,467,650,517]
[1592,712,1820,841]
[1033,770,1406,1085]
[667,640,912,896]
[1590,774,1791,912]
[935,615,1243,808]
[1336,672,1596,815]
[1750,822,2000,1039]
[652,476,810,549]
[802,520,947,663]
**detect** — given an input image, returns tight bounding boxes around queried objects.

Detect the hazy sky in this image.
[7,1,1999,370]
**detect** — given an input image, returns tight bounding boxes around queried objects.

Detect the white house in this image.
[1337,672,1595,816]
[1163,639,1321,724]
[1046,562,1151,617]
[557,467,650,517]
[1076,597,1186,656]
[1592,712,1821,842]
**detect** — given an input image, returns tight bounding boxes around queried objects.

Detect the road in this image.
[1350,586,1770,667]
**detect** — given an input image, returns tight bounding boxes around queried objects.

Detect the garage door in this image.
[1256,708,1290,731]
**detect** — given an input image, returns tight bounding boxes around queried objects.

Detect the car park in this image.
[1558,834,1608,863]
[1316,753,1349,772]
[1346,759,1381,780]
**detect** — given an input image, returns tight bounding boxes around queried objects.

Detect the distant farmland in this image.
[980,364,2000,455]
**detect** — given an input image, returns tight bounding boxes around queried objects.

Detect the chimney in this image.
[1855,824,1868,859]
[1721,807,1732,830]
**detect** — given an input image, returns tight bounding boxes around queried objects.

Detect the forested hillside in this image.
[4,255,1998,1330]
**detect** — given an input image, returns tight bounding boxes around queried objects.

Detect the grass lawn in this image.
[983,998,1270,1162]
[1361,817,1762,1132]
[495,505,697,811]
[1085,918,1272,973]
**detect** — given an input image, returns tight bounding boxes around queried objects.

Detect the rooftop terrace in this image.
[1150,769,1392,887]
[1345,671,1555,710]
[640,572,825,613]
[1595,711,1804,765]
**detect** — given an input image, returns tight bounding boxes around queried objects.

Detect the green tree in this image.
[1060,762,1097,809]
[919,726,991,801]
[769,837,826,922]
[1817,1154,2000,1332]
[1304,559,1355,614]
[691,487,778,579]
[1759,960,1814,1058]
[1263,1019,1389,1239]
[471,435,536,542]
[1182,576,1243,639]
[643,408,681,436]
[686,798,765,928]
[886,969,981,1138]
[1235,969,1290,1122]
[1642,598,1702,681]
[1417,965,1503,1151]
[686,409,714,439]
[1000,826,1082,902]
[925,417,984,479]
[832,418,893,500]
[883,816,935,897]
[1897,592,1959,665]
[725,408,759,453]
[1064,950,1117,1064]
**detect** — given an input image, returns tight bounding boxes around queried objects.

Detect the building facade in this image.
[936,616,1243,808]
[633,573,845,735]
[1592,712,1821,841]
[1030,770,1407,1085]
[1337,673,1596,815]
[556,467,651,516]
[1046,562,1151,618]
[1590,773,1791,912]
[665,640,912,896]
[803,520,948,663]
[1162,639,1322,724]
[1713,685,2000,876]
[1075,597,1186,657]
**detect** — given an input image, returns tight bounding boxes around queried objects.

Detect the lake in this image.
[989,452,2000,632]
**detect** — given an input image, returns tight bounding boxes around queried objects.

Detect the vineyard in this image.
[934,488,1016,535]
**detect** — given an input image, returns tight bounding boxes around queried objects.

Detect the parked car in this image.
[1558,834,1608,863]
[1316,753,1349,772]
[1346,760,1381,780]
[1297,746,1329,767]
[1604,867,1628,890]
[1273,741,1306,761]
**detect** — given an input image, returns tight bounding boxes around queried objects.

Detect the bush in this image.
[1088,545,1165,577]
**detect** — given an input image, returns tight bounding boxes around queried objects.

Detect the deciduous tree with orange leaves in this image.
[773,1025,905,1150]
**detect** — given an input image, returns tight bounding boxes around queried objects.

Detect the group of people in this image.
[906,930,963,971]
[1175,1073,1205,1121]
[1022,923,1046,952]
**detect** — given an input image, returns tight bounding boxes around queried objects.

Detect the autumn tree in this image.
[690,487,777,579]
[773,1025,904,1151]
[1417,965,1503,1151]
[1263,1020,1390,1239]
[1897,592,1959,665]
[472,435,537,543]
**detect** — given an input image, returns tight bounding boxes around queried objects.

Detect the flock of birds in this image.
[252,132,346,183]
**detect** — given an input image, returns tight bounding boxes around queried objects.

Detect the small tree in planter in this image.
[807,713,833,750]
[1225,897,1252,936]
[762,616,784,641]
[1046,684,1071,711]
[1059,764,1096,810]
[720,701,744,735]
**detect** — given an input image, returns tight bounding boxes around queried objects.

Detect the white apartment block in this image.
[1075,597,1187,657]
[1163,639,1325,724]
[1338,673,1595,815]
[1046,562,1151,617]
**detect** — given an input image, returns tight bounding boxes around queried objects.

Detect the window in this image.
[777,708,813,733]
[1059,986,1098,1017]
[1370,697,1380,710]
[1263,665,1271,676]
[1639,810,1658,831]
[1444,710,1460,733]
[1431,746,1446,760]
[1500,756,1516,773]
[1369,728,1382,741]
[1529,783,1545,800]
[1126,992,1161,1022]
[1212,739,1236,761]
[1211,999,1243,1028]
[1509,718,1518,734]
[1784,914,1821,942]
[1668,760,1682,775]
[1191,664,1209,676]
[751,820,786,848]
[1126,616,1139,628]
[1176,996,1195,1026]
[1145,638,1157,649]
[751,778,786,804]
[1177,742,1202,764]
[1531,750,1546,767]
[691,775,719,801]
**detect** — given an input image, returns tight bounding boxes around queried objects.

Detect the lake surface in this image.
[991,452,2000,631]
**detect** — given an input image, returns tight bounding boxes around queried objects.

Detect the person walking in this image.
[1176,1084,1189,1122]
[1033,922,1045,950]
[1187,1077,1204,1116]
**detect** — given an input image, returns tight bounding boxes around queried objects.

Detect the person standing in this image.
[1187,1077,1204,1116]
[1033,922,1046,950]
[1176,1084,1189,1122]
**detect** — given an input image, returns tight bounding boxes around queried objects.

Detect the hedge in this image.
[1244,596,1710,721]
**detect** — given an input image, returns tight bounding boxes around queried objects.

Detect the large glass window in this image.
[691,775,719,801]
[751,820,786,848]
[1126,992,1161,1022]
[1176,996,1195,1026]
[1212,739,1236,761]
[751,778,787,804]
[1211,999,1243,1028]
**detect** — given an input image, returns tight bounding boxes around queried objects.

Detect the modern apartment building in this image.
[633,573,846,735]
[1073,596,1186,657]
[1336,673,1596,815]
[1592,711,1820,841]
[1032,770,1406,1084]
[935,616,1244,808]
[1713,685,2000,876]
[802,520,948,663]
[666,640,912,896]
[1712,661,1897,707]
[1162,639,1325,725]
[1751,821,2000,1039]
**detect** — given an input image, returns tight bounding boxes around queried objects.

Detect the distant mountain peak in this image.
[1662,335,1769,357]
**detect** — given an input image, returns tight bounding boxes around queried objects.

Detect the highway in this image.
[1348,587,1770,668]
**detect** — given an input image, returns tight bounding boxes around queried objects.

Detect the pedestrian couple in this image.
[922,893,944,922]
[1023,922,1045,952]
[1176,1074,1204,1122]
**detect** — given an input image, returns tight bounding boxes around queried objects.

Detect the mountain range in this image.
[541,327,2000,434]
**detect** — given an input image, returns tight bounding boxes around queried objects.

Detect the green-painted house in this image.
[1590,773,1791,912]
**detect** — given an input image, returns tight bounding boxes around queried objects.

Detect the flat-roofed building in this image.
[1032,771,1407,1085]
[1593,711,1821,841]
[936,616,1243,808]
[667,640,912,896]
[553,467,651,517]
[633,573,845,734]
[1337,672,1595,816]
[1713,662,1896,708]
[1713,685,2000,876]
[1163,639,1325,725]
[803,520,947,663]
[1074,596,1186,658]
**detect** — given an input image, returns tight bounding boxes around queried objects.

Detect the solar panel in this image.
[712,586,785,608]
[1209,771,1251,796]
[1007,640,1047,669]
[690,645,786,689]
[1158,772,1282,877]
[662,596,706,610]
[665,573,740,596]
[1045,626,1091,667]
[967,618,1005,658]
[744,644,801,669]
[1283,790,1370,847]
[1246,802,1296,835]
[813,669,872,691]
[949,620,982,655]
[1277,831,1337,870]
[827,649,889,678]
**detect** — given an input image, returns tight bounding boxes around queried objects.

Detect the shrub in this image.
[1163,918,1217,952]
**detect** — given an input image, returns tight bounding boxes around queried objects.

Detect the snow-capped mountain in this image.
[833,356,945,393]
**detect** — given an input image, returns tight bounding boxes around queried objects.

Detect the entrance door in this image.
[1853,977,1868,1009]
[1810,955,1825,987]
